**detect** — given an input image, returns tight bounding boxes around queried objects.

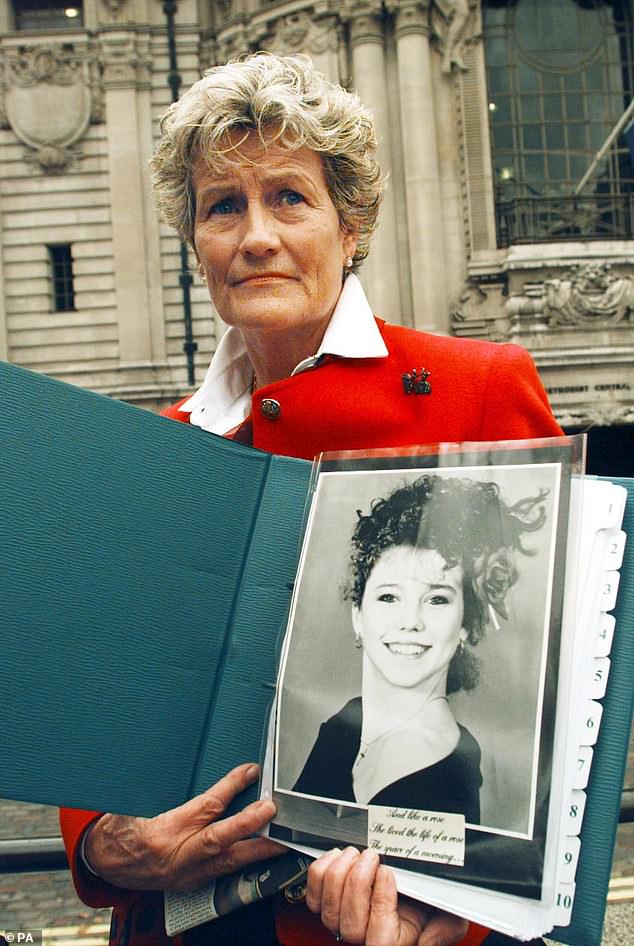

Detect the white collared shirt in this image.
[180,274,388,435]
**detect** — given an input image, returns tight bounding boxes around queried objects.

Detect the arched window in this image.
[483,0,634,245]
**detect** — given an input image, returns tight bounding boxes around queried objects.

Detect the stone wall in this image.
[0,0,632,429]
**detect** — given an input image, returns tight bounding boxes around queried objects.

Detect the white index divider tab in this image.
[604,529,626,570]
[572,746,594,790]
[560,836,581,884]
[580,480,620,535]
[580,700,604,746]
[590,657,610,699]
[595,613,615,657]
[566,790,587,835]
[554,883,576,926]
[602,481,628,528]
[600,570,621,611]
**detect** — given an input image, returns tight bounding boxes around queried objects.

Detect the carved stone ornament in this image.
[556,404,634,429]
[99,32,152,89]
[215,28,252,65]
[431,0,480,74]
[340,0,379,44]
[214,0,233,25]
[386,0,430,39]
[544,263,634,329]
[1,44,96,173]
[100,0,128,21]
[268,11,339,56]
[274,11,311,49]
[450,278,511,341]
[503,264,634,337]
[24,142,83,174]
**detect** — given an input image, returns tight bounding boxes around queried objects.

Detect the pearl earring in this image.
[344,257,353,269]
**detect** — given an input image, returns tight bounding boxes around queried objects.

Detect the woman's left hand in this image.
[306,847,469,946]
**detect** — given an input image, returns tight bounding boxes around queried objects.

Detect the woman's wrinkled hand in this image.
[306,847,469,946]
[83,762,285,892]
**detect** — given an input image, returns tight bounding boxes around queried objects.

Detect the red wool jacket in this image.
[60,321,562,946]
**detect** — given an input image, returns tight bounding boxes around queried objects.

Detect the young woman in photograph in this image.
[294,474,548,820]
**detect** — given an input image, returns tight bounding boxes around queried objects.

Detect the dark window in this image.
[12,0,83,30]
[484,0,634,245]
[48,244,76,312]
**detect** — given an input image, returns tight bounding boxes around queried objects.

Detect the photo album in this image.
[1,360,632,946]
[258,439,630,944]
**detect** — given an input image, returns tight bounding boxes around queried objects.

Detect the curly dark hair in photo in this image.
[343,474,548,694]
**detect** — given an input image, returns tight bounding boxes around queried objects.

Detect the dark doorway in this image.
[565,423,634,478]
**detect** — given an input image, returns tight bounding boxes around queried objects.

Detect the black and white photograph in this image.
[270,447,571,897]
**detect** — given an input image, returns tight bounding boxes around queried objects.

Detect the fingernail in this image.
[360,848,379,862]
[246,763,260,779]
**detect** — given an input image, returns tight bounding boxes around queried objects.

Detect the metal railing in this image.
[496,193,634,246]
[622,790,634,823]
[0,837,68,873]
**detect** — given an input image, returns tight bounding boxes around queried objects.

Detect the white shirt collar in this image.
[180,274,388,435]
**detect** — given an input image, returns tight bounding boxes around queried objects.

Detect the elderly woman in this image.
[60,52,560,946]
[294,474,548,822]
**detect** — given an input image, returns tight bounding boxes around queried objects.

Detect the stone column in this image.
[0,3,11,31]
[391,0,448,333]
[100,31,166,374]
[347,0,403,324]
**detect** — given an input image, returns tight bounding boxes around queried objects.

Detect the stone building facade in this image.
[0,0,632,454]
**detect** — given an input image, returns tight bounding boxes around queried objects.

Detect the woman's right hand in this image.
[306,847,469,946]
[83,762,285,892]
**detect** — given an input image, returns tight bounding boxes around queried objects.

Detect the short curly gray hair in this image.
[150,52,384,267]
